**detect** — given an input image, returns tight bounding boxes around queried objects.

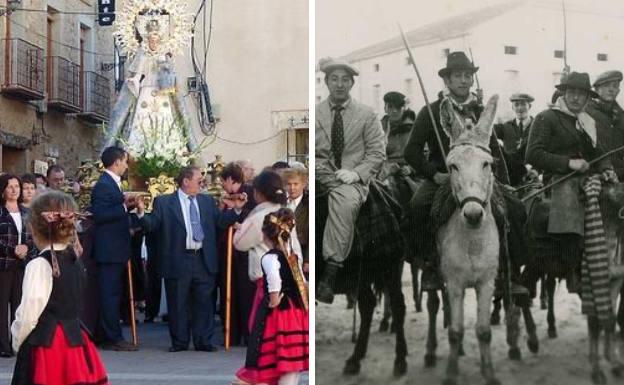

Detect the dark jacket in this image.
[91,172,131,264]
[494,117,533,157]
[494,117,534,185]
[404,98,504,182]
[141,191,239,279]
[0,205,34,271]
[294,192,309,264]
[382,109,416,165]
[27,249,85,347]
[586,98,624,179]
[525,108,610,182]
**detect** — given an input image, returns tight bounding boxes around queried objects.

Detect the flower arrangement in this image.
[113,117,205,179]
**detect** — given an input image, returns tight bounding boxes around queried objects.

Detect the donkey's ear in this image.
[475,95,499,145]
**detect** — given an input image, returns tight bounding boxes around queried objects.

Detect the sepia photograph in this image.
[0,0,309,384]
[315,0,624,384]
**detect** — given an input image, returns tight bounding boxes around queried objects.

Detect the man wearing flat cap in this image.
[379,91,418,203]
[494,93,536,185]
[526,72,616,290]
[316,57,386,303]
[403,51,527,291]
[587,70,624,179]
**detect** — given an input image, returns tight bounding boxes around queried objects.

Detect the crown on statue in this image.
[146,19,160,34]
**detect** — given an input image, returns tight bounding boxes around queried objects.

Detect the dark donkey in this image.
[316,179,408,377]
[524,180,624,384]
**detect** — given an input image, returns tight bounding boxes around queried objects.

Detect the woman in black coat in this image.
[0,174,34,357]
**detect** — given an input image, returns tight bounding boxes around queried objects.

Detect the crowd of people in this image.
[315,53,624,308]
[0,148,309,385]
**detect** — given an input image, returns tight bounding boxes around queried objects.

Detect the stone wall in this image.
[0,0,113,177]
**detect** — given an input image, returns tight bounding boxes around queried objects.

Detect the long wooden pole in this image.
[398,23,448,171]
[127,260,138,346]
[225,226,234,351]
[521,145,624,202]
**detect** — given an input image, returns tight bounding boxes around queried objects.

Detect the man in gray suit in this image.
[316,58,386,303]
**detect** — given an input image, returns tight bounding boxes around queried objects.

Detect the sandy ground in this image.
[316,266,623,385]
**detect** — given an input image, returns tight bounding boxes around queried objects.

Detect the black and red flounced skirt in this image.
[236,298,309,385]
[12,325,108,385]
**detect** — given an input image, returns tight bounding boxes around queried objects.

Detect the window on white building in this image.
[405,57,412,66]
[597,53,608,61]
[316,77,321,84]
[373,63,380,72]
[504,46,517,55]
[442,48,450,57]
[554,50,564,59]
[316,95,321,103]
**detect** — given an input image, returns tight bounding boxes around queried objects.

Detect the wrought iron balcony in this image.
[47,56,80,112]
[79,71,110,123]
[0,38,45,100]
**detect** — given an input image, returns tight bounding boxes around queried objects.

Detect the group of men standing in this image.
[316,50,624,302]
[91,147,248,352]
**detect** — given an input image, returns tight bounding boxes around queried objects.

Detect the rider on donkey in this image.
[526,72,618,292]
[379,91,419,210]
[403,51,527,292]
[586,70,624,180]
[316,58,386,304]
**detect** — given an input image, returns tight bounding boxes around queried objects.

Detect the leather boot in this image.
[317,263,340,304]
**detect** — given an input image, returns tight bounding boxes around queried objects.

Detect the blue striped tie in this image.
[189,196,204,242]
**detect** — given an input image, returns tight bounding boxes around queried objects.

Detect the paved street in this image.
[0,321,308,385]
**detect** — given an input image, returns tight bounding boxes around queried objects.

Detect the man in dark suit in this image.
[496,93,534,154]
[494,93,535,186]
[91,146,138,351]
[137,166,245,352]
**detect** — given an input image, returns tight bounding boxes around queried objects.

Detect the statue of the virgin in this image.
[104,17,198,154]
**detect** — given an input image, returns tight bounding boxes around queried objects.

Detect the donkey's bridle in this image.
[458,196,488,210]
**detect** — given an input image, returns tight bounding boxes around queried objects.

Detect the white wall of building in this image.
[316,2,624,124]
[118,0,308,169]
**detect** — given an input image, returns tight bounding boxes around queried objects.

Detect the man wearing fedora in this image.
[403,51,527,291]
[316,57,386,303]
[494,93,536,186]
[526,71,617,291]
[587,70,624,179]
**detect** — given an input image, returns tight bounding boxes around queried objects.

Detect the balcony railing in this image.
[1,38,45,100]
[47,56,80,112]
[79,71,110,122]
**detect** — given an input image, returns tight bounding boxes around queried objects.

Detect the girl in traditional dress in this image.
[232,208,308,385]
[11,191,108,385]
[233,170,303,333]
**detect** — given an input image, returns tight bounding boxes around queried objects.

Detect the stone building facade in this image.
[0,0,113,177]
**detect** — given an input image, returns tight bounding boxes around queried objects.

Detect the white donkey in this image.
[437,95,502,385]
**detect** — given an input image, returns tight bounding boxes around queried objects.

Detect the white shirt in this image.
[261,244,305,293]
[9,212,22,243]
[11,244,68,352]
[233,202,303,281]
[177,189,203,250]
[515,116,532,132]
[262,252,282,293]
[287,194,303,212]
[104,169,122,190]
